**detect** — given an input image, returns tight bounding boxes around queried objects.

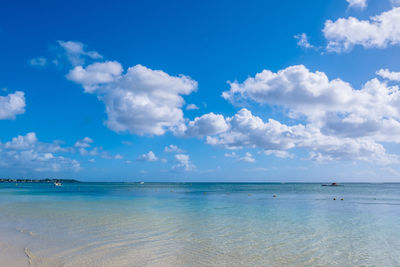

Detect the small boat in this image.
[139,181,145,184]
[54,182,62,186]
[321,182,343,187]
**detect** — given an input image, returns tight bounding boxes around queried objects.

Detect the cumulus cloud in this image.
[181,112,229,137]
[376,68,400,81]
[323,7,400,52]
[58,40,102,66]
[215,64,400,162]
[346,0,367,9]
[164,144,183,153]
[68,62,198,136]
[0,91,26,120]
[0,132,80,172]
[238,152,255,163]
[172,154,195,171]
[137,151,158,162]
[222,65,400,143]
[294,33,314,49]
[67,61,123,93]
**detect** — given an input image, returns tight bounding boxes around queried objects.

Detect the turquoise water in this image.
[1,183,400,266]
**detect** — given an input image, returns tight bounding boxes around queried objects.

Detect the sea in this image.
[0,182,400,266]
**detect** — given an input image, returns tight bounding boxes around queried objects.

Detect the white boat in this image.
[54,182,62,186]
[139,181,145,184]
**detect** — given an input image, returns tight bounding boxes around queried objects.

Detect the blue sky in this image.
[2,0,400,182]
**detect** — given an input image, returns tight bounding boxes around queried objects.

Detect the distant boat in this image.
[322,182,343,187]
[139,181,145,184]
[54,182,62,186]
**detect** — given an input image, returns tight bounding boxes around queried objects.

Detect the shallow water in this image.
[1,182,400,266]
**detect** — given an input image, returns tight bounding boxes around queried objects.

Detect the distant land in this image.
[0,178,80,183]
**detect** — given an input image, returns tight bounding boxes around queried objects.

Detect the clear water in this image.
[1,182,400,266]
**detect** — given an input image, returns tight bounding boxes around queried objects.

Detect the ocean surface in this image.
[1,182,400,266]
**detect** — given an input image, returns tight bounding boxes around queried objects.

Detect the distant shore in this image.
[0,178,80,183]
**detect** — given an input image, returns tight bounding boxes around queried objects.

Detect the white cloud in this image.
[224,152,238,158]
[294,33,314,49]
[137,151,158,162]
[79,147,99,156]
[376,68,400,81]
[264,150,294,158]
[323,7,400,52]
[58,40,102,66]
[0,132,80,172]
[74,137,94,148]
[29,57,47,67]
[238,152,255,163]
[186,104,199,110]
[67,61,123,93]
[4,132,38,150]
[181,112,229,137]
[0,91,26,120]
[172,154,195,171]
[346,0,367,9]
[68,62,198,136]
[164,144,183,153]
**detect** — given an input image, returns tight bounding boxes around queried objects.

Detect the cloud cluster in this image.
[68,62,198,135]
[323,7,400,52]
[189,108,396,164]
[0,91,26,120]
[166,64,400,164]
[0,132,80,172]
[58,41,400,165]
[223,65,400,142]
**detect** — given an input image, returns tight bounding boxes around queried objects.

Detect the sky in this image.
[2,0,400,182]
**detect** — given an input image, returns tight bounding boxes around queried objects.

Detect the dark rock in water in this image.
[322,182,343,187]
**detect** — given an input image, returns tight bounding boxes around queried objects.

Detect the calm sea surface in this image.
[1,182,400,266]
